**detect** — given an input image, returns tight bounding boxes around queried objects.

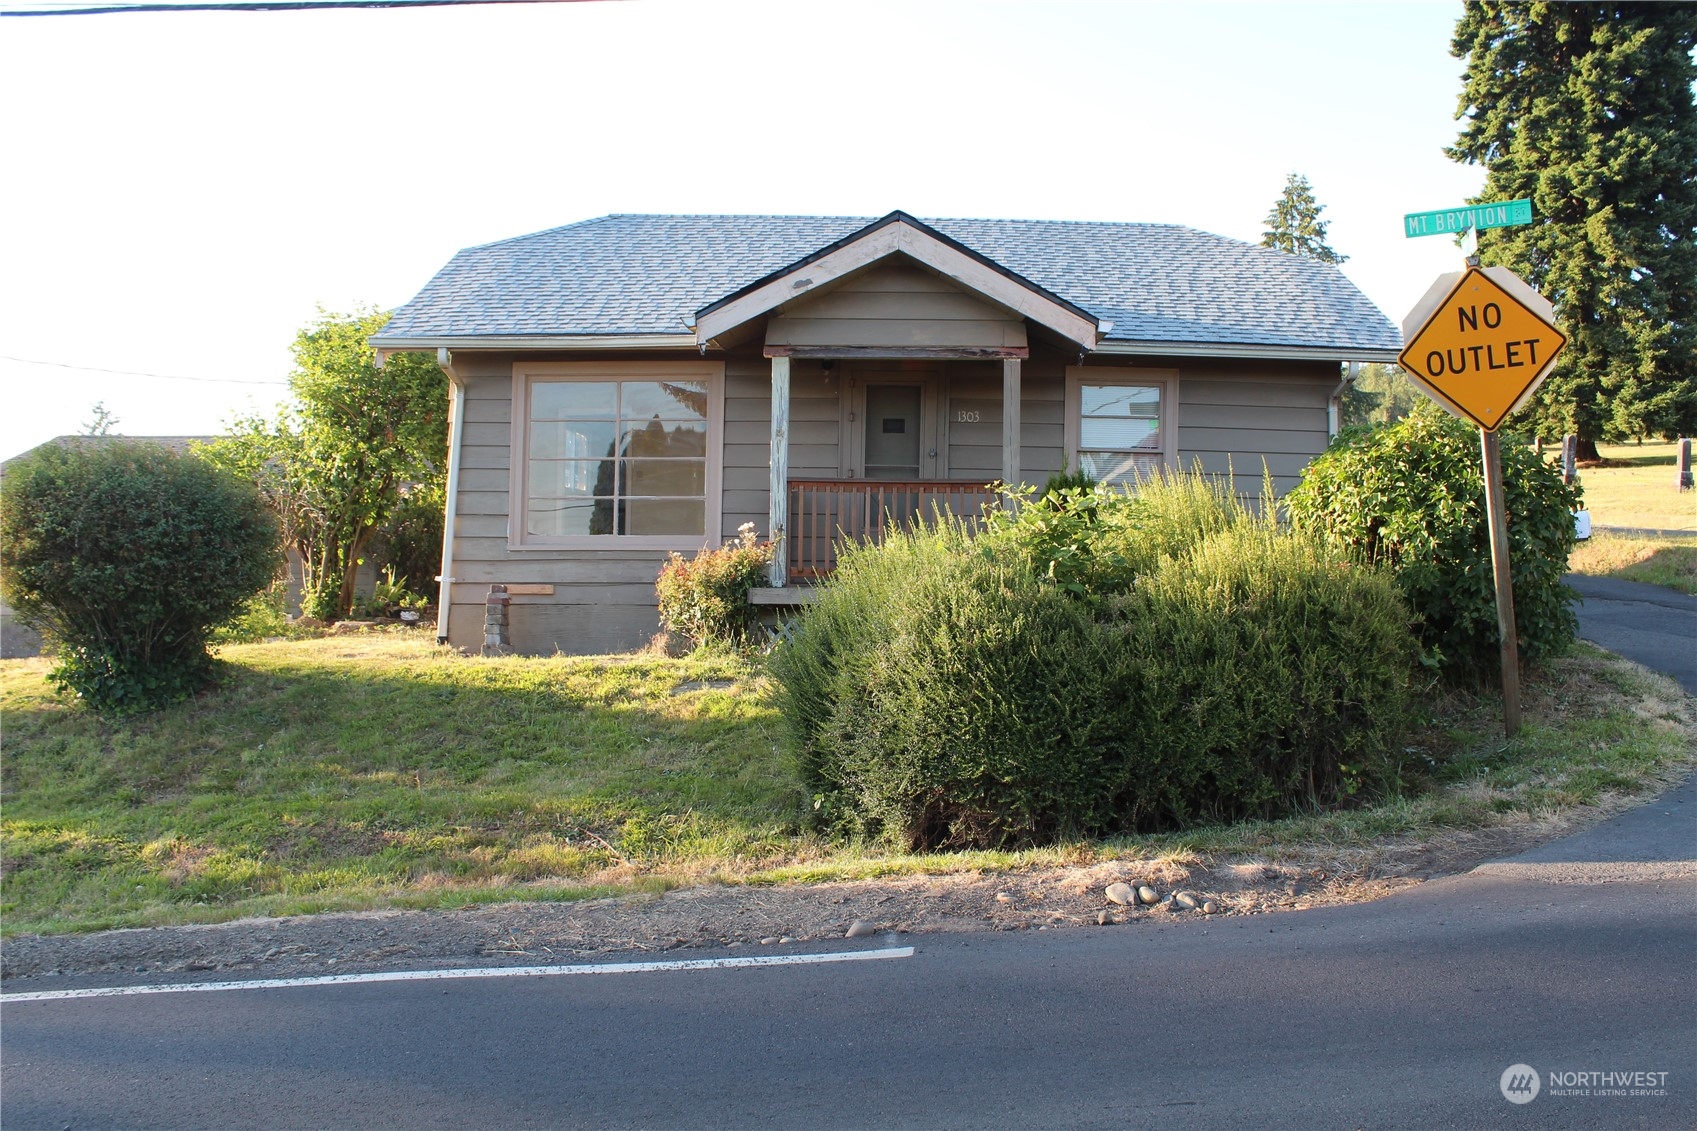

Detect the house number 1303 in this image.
[956,410,981,423]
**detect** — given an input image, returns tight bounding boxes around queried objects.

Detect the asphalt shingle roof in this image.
[375,214,1401,354]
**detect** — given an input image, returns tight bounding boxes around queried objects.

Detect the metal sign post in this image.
[1399,205,1562,736]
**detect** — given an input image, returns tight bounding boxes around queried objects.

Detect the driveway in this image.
[1566,573,1697,693]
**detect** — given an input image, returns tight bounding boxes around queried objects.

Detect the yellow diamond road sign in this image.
[1398,266,1567,432]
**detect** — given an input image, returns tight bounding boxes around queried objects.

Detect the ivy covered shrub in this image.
[655,522,774,650]
[771,472,1417,849]
[1285,405,1581,684]
[0,442,280,713]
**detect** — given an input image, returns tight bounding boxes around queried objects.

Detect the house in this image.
[372,211,1401,655]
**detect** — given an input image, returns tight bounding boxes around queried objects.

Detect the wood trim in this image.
[507,360,725,552]
[1064,365,1180,475]
[768,356,790,588]
[697,220,1099,350]
[764,345,1029,359]
[1002,358,1022,488]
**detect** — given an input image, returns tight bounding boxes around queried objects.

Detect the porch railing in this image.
[787,479,999,579]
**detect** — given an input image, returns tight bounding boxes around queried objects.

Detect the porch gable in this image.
[692,211,1099,353]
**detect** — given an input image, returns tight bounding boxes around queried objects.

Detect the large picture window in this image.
[512,362,723,548]
[1064,367,1177,487]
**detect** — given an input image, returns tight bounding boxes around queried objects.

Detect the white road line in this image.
[0,946,916,1004]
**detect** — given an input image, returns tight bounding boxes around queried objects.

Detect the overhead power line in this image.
[3,0,596,15]
[0,354,287,385]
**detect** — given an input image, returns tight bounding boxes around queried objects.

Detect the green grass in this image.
[1575,440,1696,532]
[1,636,802,934]
[1569,532,1697,595]
[3,635,1692,935]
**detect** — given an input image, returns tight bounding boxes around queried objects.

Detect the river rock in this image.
[1136,885,1159,905]
[1104,882,1134,905]
[1174,891,1199,910]
[845,919,876,939]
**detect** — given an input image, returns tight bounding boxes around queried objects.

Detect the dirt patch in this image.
[0,802,1642,985]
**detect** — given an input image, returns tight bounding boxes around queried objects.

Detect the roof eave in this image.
[1094,340,1401,363]
[371,333,701,354]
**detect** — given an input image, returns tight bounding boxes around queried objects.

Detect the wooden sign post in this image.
[1399,255,1567,736]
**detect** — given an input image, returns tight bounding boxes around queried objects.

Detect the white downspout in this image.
[436,347,466,645]
[1329,361,1361,439]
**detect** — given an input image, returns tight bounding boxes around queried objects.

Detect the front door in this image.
[864,384,924,479]
[852,367,939,480]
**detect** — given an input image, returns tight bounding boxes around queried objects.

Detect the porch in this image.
[784,477,999,578]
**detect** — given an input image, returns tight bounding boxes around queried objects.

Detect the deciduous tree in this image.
[205,308,447,620]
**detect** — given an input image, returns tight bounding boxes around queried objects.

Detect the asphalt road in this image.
[1567,573,1697,694]
[5,784,1692,1131]
[3,581,1692,1130]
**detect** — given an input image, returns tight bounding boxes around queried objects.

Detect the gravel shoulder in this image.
[3,795,1674,986]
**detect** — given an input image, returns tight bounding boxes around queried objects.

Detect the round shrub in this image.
[0,441,280,712]
[1102,525,1416,827]
[770,523,1123,849]
[1285,405,1581,684]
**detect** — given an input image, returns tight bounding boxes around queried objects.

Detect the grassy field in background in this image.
[1569,533,1697,595]
[1565,441,1696,593]
[4,634,1692,936]
[1576,440,1695,532]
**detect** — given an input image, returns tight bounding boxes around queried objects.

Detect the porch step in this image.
[749,586,819,607]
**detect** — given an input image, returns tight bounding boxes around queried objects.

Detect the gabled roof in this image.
[374,213,1402,360]
[694,211,1101,351]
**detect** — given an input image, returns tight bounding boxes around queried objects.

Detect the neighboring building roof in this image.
[1,434,219,473]
[373,213,1401,358]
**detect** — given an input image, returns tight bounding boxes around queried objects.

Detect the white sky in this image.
[0,0,1486,461]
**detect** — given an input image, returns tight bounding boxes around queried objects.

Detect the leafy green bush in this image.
[1286,405,1581,684]
[771,472,1417,849]
[1,442,279,712]
[368,480,444,606]
[655,523,774,650]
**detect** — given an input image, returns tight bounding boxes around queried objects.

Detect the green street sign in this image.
[1404,199,1533,238]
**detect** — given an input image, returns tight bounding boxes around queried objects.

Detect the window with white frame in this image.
[511,362,722,547]
[1064,367,1176,486]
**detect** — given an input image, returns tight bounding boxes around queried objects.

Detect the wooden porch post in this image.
[1002,357,1022,493]
[769,355,790,587]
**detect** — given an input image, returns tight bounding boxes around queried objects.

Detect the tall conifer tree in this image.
[1448,2,1697,449]
[1260,173,1348,264]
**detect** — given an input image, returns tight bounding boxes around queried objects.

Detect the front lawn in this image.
[3,634,1692,935]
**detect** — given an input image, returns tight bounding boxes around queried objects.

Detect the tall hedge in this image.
[0,441,279,712]
[771,475,1417,849]
[1285,406,1581,684]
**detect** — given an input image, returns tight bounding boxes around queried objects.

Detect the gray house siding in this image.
[434,346,1338,655]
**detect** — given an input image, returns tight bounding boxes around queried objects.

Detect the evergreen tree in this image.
[1260,173,1347,264]
[1448,2,1697,450]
